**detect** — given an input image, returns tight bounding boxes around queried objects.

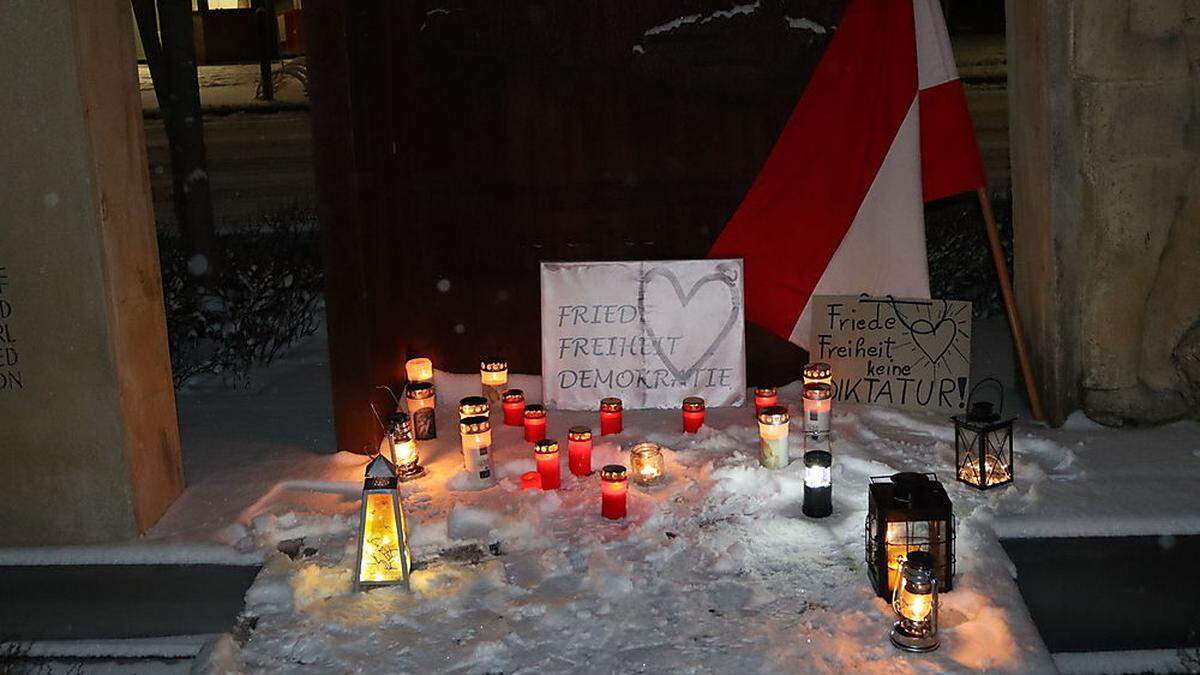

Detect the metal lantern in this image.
[354,455,412,590]
[952,378,1015,490]
[802,448,832,518]
[865,472,955,599]
[381,411,425,481]
[890,551,940,652]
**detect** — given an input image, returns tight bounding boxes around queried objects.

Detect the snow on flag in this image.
[708,0,985,348]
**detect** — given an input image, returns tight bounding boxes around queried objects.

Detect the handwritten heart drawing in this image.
[637,264,741,382]
[909,315,958,366]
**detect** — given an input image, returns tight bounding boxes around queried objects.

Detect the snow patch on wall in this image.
[643,1,760,36]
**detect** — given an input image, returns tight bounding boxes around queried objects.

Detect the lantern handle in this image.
[369,400,388,433]
[967,377,1005,417]
[375,385,401,407]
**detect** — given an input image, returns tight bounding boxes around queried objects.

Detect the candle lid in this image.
[629,441,661,458]
[503,388,525,402]
[405,381,434,399]
[600,397,623,412]
[803,449,832,467]
[804,362,832,378]
[600,464,627,481]
[803,383,833,400]
[480,358,508,372]
[459,396,490,416]
[754,386,777,397]
[533,439,559,454]
[902,550,934,573]
[682,396,705,411]
[758,406,789,425]
[890,471,930,504]
[459,416,491,434]
[524,404,546,418]
[568,426,593,441]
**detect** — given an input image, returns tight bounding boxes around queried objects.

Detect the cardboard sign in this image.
[809,295,971,414]
[540,260,746,410]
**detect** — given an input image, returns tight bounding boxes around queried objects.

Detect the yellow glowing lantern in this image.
[628,442,665,486]
[890,551,940,652]
[354,455,412,590]
[405,357,434,384]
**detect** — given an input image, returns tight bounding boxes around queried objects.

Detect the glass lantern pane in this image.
[359,493,406,584]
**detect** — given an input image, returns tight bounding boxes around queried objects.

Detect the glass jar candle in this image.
[803,362,832,388]
[459,395,489,421]
[404,381,437,441]
[533,439,561,490]
[480,358,509,407]
[520,471,541,490]
[681,396,706,433]
[523,404,547,443]
[567,426,593,476]
[600,464,628,520]
[599,397,624,435]
[458,416,496,485]
[501,389,525,427]
[629,442,665,486]
[405,357,434,384]
[754,386,778,416]
[757,406,790,469]
[803,449,833,518]
[802,383,833,438]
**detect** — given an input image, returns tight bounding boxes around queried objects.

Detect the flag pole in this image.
[976,186,1046,421]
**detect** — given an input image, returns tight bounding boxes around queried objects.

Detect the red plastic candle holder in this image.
[754,386,778,416]
[534,439,561,490]
[682,397,706,433]
[523,404,547,443]
[600,464,628,520]
[502,389,525,427]
[599,397,623,436]
[567,426,593,476]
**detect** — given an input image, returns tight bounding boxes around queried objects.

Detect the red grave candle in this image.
[567,426,593,476]
[523,404,547,443]
[534,439,561,490]
[502,389,525,427]
[599,397,623,436]
[754,386,778,416]
[520,471,542,490]
[682,396,706,433]
[600,464,628,520]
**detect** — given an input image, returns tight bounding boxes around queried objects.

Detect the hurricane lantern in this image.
[865,472,955,598]
[890,551,940,653]
[757,406,790,470]
[952,378,1015,490]
[354,455,412,590]
[381,411,424,481]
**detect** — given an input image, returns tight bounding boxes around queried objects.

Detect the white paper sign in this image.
[540,260,746,410]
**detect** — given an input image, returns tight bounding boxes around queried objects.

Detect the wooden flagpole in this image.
[976,187,1046,421]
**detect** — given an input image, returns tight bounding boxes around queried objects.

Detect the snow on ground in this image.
[111,318,1196,673]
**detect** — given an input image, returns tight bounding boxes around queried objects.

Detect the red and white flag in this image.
[708,0,985,347]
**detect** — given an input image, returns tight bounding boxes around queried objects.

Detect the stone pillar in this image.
[0,1,183,544]
[1008,0,1200,425]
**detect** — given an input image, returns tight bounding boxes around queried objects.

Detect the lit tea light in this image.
[501,389,526,427]
[757,406,790,469]
[681,396,705,433]
[754,386,778,415]
[520,471,542,490]
[523,404,547,443]
[567,426,593,476]
[599,397,624,436]
[533,439,561,490]
[802,448,832,517]
[404,381,437,441]
[459,395,489,420]
[458,415,496,485]
[802,383,832,438]
[405,357,434,384]
[600,464,628,520]
[803,362,832,388]
[628,442,665,486]
[890,551,940,653]
[354,456,412,590]
[480,358,509,407]
[957,454,1012,487]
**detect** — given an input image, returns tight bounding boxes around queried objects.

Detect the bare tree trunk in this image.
[152,0,219,278]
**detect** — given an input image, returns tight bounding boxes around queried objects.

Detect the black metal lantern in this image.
[865,472,954,599]
[952,378,1015,490]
